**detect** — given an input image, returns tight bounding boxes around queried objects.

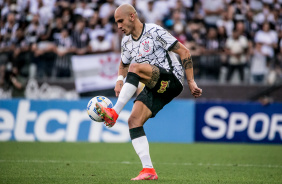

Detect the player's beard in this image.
[125,31,130,36]
[123,28,129,35]
[124,24,134,36]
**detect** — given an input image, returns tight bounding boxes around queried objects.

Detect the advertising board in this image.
[0,99,195,143]
[195,101,282,143]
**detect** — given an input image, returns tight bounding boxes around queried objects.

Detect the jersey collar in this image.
[132,23,145,42]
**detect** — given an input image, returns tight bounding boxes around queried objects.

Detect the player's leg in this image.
[96,63,159,126]
[128,101,158,180]
[113,63,159,113]
[136,82,145,96]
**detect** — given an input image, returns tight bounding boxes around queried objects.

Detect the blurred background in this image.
[0,0,281,143]
[0,0,281,101]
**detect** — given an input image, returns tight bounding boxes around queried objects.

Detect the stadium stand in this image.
[0,0,281,100]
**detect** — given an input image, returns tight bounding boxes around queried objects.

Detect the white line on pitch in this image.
[0,160,281,168]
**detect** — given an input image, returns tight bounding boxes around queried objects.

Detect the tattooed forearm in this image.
[182,56,193,69]
[119,62,129,76]
[171,42,180,51]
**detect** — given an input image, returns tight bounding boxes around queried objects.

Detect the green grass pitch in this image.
[0,142,281,184]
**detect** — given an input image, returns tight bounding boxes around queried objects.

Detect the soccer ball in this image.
[87,96,113,122]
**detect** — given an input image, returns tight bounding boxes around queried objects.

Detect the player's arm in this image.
[171,41,202,98]
[115,61,129,97]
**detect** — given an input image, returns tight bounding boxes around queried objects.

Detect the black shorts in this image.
[135,66,183,118]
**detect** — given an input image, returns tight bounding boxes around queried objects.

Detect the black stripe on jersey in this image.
[165,51,173,72]
[132,23,145,41]
[168,40,179,51]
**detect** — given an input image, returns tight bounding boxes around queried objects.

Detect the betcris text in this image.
[0,100,130,142]
[195,102,282,143]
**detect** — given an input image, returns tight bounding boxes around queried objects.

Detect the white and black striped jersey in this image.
[121,23,184,85]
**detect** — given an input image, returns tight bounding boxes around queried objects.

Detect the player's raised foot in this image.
[131,168,158,180]
[95,102,118,127]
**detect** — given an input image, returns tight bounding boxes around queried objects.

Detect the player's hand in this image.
[188,80,202,98]
[114,80,123,97]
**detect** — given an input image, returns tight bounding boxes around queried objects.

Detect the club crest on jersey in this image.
[157,80,169,93]
[142,41,151,52]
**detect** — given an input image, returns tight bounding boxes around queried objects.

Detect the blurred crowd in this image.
[0,0,282,97]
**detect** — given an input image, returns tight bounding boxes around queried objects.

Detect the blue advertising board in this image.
[144,99,194,143]
[195,101,282,143]
[0,99,195,143]
[0,99,130,142]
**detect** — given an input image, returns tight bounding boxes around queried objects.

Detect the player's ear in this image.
[129,13,134,21]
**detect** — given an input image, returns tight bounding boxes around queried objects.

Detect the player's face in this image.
[115,12,134,36]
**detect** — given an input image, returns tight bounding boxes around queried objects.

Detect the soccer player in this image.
[96,3,202,180]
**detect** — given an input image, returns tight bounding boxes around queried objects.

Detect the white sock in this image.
[113,83,137,114]
[132,136,153,168]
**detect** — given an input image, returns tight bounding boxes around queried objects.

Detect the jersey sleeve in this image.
[153,25,178,51]
[120,38,132,64]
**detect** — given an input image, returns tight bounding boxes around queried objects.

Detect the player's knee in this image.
[128,63,141,74]
[128,115,142,129]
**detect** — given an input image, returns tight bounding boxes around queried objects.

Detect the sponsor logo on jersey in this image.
[156,36,167,48]
[142,41,151,52]
[157,80,169,93]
